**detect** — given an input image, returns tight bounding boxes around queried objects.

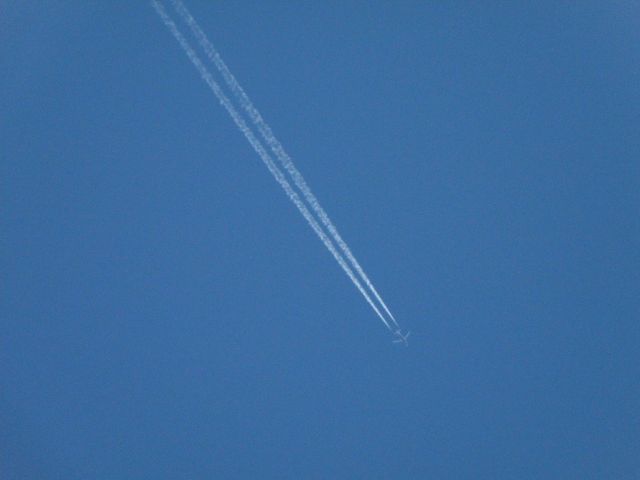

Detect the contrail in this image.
[168,0,400,330]
[150,0,393,331]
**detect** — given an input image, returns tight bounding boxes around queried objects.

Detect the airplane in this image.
[392,329,410,346]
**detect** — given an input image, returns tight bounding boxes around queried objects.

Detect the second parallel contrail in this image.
[150,0,393,331]
[168,0,400,330]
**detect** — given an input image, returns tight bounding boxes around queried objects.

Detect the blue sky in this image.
[2,2,638,478]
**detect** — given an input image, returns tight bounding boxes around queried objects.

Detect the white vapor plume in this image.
[168,0,400,330]
[150,0,393,331]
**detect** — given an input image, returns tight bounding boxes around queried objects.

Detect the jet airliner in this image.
[393,329,410,346]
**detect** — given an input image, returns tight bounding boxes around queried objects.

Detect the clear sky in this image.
[2,2,638,478]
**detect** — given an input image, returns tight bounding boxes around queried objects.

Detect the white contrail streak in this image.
[150,0,393,331]
[168,0,400,330]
